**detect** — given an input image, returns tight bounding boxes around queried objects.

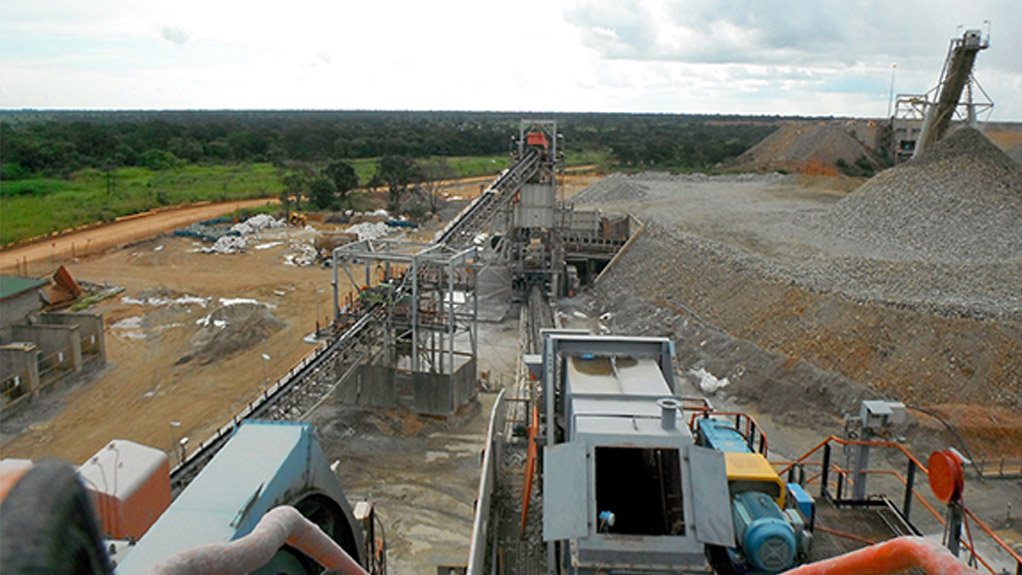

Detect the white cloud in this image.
[159,26,190,46]
[0,0,1018,119]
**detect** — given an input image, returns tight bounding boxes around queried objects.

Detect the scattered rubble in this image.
[203,235,246,254]
[284,243,318,267]
[344,221,392,241]
[181,302,287,365]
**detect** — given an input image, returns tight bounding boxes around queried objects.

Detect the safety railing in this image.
[973,457,1022,479]
[775,435,1022,575]
[687,409,770,456]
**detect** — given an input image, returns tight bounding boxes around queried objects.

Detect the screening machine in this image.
[537,334,811,574]
[466,331,1017,575]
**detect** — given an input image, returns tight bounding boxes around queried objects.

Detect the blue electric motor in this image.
[731,491,797,573]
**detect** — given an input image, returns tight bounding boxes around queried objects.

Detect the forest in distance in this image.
[1,110,783,179]
[0,110,792,244]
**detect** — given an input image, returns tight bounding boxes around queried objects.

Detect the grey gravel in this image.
[813,127,1022,263]
[570,137,1021,321]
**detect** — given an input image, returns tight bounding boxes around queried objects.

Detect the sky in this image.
[1,0,1020,119]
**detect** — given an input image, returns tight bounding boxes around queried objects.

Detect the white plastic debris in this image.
[284,243,318,266]
[204,235,247,254]
[195,314,229,329]
[219,297,261,307]
[690,368,729,394]
[344,222,392,241]
[111,317,143,330]
[244,214,284,231]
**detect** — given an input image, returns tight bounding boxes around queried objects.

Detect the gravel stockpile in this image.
[817,128,1022,263]
[730,123,880,173]
[1007,145,1022,166]
[570,173,648,204]
[571,172,785,206]
[593,223,1022,411]
[644,223,1019,321]
[570,165,1020,319]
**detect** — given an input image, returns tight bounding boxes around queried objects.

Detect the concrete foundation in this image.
[11,323,82,382]
[342,358,478,417]
[0,343,40,408]
[41,312,106,364]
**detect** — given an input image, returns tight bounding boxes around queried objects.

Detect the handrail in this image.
[687,410,770,456]
[777,435,930,477]
[776,435,1022,572]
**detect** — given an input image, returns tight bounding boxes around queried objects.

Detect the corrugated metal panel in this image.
[0,276,47,300]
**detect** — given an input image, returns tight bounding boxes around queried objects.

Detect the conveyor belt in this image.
[168,306,382,494]
[172,148,543,494]
[436,149,541,247]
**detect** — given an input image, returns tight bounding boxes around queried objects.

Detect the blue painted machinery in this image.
[694,418,813,574]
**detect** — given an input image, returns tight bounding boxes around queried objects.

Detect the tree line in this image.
[1,110,781,182]
[278,155,453,213]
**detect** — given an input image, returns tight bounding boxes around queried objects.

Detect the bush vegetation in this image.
[1,110,779,244]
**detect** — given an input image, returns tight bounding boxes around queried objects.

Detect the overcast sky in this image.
[2,1,1019,119]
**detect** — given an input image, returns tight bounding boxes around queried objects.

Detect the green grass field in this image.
[0,152,606,246]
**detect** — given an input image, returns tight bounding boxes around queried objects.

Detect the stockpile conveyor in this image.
[436,148,541,247]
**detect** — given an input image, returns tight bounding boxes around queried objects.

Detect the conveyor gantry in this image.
[436,148,542,247]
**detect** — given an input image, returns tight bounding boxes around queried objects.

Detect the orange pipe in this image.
[520,405,539,535]
[785,536,981,575]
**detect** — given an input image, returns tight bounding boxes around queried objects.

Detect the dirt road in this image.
[0,198,278,276]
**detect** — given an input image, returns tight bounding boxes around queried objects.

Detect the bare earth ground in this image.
[1,169,1018,566]
[0,172,599,572]
[0,227,350,463]
[0,198,278,276]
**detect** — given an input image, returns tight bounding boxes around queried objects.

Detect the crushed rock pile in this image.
[181,302,286,365]
[570,173,648,204]
[344,221,392,241]
[284,242,318,266]
[203,235,246,254]
[729,123,880,173]
[816,127,1022,262]
[229,214,285,235]
[1005,145,1022,166]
